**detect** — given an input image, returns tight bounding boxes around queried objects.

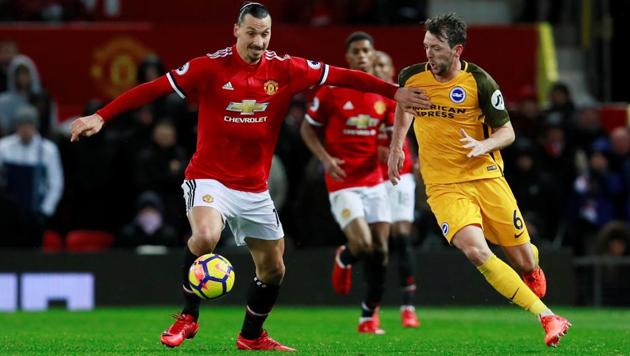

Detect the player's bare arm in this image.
[299,119,346,181]
[324,65,430,114]
[460,121,515,158]
[388,103,414,185]
[70,113,104,142]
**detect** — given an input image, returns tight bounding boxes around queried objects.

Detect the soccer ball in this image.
[188,253,235,299]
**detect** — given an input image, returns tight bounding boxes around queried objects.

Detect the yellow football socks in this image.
[530,243,539,266]
[477,254,547,315]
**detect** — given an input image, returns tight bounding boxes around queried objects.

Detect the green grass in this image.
[0,307,628,355]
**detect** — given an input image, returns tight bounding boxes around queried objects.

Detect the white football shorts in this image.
[181,179,284,246]
[328,182,392,229]
[384,173,416,223]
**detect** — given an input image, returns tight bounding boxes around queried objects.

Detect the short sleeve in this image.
[166,56,213,99]
[304,87,328,127]
[288,56,330,92]
[471,65,510,128]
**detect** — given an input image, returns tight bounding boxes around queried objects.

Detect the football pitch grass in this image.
[1,306,629,355]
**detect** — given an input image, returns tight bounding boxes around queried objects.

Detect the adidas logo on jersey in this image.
[222,82,234,90]
[343,101,354,110]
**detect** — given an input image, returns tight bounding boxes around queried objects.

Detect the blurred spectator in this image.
[0,54,57,137]
[506,138,559,242]
[12,0,87,22]
[510,86,543,141]
[517,0,564,24]
[276,98,310,237]
[0,105,63,247]
[269,154,288,213]
[133,118,187,232]
[55,99,118,232]
[572,107,606,150]
[608,127,630,220]
[595,221,630,306]
[543,82,576,133]
[569,147,623,255]
[0,40,18,92]
[137,54,166,84]
[117,191,179,248]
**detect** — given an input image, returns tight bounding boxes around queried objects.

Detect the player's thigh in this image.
[476,178,530,247]
[426,183,483,244]
[329,188,366,229]
[387,173,416,224]
[229,189,284,247]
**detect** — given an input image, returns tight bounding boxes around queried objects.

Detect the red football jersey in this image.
[377,127,415,180]
[167,46,329,192]
[306,85,395,192]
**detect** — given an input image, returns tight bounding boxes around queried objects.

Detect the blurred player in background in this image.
[373,50,420,328]
[388,13,571,347]
[301,32,395,334]
[70,2,430,352]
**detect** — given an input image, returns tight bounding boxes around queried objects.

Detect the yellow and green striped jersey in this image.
[399,60,509,185]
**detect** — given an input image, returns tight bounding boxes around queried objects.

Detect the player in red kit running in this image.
[374,50,420,328]
[69,3,430,352]
[300,32,396,334]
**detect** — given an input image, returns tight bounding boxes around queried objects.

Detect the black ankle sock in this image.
[339,245,360,266]
[362,250,386,318]
[181,245,201,320]
[391,234,415,286]
[241,277,280,340]
[361,301,378,318]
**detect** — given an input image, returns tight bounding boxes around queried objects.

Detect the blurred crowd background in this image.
[0,0,629,286]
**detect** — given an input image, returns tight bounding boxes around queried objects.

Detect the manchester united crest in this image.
[264,80,279,95]
[202,194,214,203]
[374,100,387,115]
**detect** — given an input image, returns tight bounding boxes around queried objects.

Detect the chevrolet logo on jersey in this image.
[346,114,380,129]
[226,100,269,115]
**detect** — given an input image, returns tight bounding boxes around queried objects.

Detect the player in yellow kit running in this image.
[388,13,571,347]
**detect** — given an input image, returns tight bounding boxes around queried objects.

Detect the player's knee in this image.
[350,239,373,255]
[190,226,220,250]
[260,260,285,285]
[461,246,492,266]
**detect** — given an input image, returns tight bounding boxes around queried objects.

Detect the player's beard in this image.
[248,44,266,61]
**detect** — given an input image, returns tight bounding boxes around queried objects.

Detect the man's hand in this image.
[394,87,430,115]
[387,146,405,185]
[323,156,346,181]
[460,129,490,158]
[70,114,104,142]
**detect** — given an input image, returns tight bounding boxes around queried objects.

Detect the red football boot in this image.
[358,319,385,334]
[372,306,380,328]
[332,245,352,295]
[160,313,199,348]
[401,306,420,328]
[523,266,547,298]
[540,314,571,347]
[236,330,296,351]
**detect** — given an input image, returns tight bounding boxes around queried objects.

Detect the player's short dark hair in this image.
[237,2,270,24]
[345,31,374,52]
[424,13,467,48]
